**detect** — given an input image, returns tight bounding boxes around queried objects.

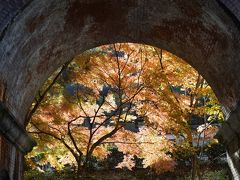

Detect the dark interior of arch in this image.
[0,0,240,179]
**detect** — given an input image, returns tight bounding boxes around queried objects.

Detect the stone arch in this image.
[0,0,240,179]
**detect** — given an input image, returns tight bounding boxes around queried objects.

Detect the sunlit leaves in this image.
[26,43,222,175]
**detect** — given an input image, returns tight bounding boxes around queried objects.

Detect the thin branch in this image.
[29,130,61,141]
[113,44,122,95]
[88,125,123,157]
[120,49,134,74]
[76,93,89,117]
[102,141,155,145]
[30,122,79,161]
[86,94,106,155]
[154,48,163,70]
[125,86,144,104]
[190,74,204,109]
[154,48,183,111]
[67,116,83,156]
[91,95,105,126]
[25,61,71,125]
[91,109,118,136]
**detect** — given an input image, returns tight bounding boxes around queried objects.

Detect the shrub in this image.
[180,169,229,180]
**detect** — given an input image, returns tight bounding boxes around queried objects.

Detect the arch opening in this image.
[24,43,227,179]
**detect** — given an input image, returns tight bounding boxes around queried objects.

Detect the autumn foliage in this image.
[26,43,223,179]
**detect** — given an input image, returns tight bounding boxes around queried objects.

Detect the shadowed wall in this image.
[0,0,240,179]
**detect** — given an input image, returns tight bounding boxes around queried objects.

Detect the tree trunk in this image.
[76,161,83,180]
[191,154,201,180]
[191,155,197,180]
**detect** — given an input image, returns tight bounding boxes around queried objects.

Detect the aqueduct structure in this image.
[1,0,240,179]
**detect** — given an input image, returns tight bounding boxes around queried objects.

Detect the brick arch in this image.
[0,0,240,179]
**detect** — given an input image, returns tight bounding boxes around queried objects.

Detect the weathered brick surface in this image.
[0,0,32,36]
[0,0,240,179]
[219,0,240,22]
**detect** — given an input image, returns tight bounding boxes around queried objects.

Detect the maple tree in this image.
[25,43,223,179]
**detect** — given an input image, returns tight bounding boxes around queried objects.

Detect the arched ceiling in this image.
[1,0,240,35]
[0,0,240,125]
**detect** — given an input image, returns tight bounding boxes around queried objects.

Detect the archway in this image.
[25,42,226,179]
[0,0,240,179]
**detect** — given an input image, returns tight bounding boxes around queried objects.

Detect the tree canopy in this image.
[26,43,223,179]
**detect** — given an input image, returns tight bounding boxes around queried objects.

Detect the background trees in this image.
[25,43,224,179]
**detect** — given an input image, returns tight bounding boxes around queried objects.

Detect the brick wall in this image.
[0,0,31,35]
[219,0,240,22]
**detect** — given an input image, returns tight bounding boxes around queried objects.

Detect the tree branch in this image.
[25,61,71,126]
